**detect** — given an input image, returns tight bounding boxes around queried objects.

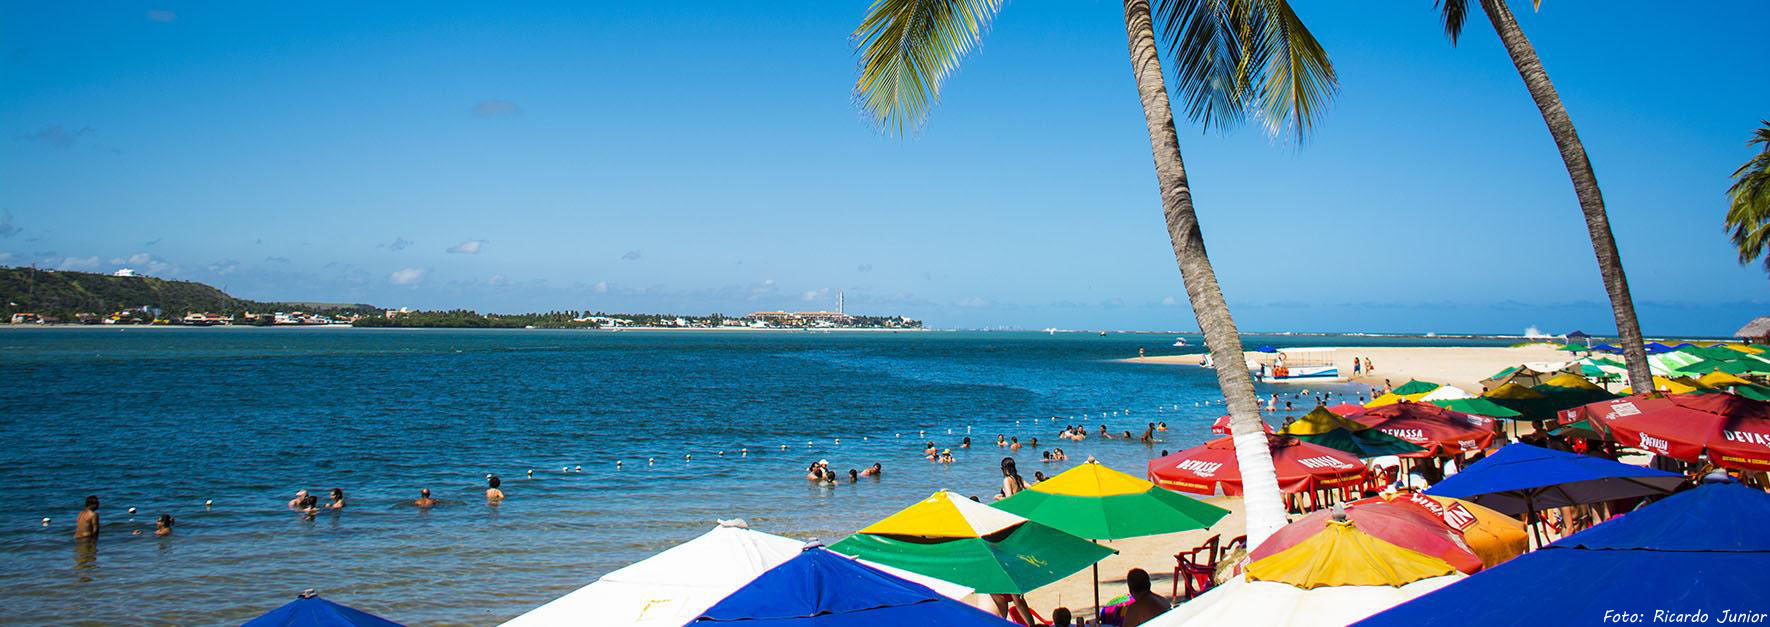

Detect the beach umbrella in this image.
[1679,358,1770,376]
[1291,427,1425,459]
[1725,382,1770,402]
[505,521,969,627]
[1348,403,1495,458]
[1249,502,1484,575]
[1256,345,1279,353]
[1426,398,1522,420]
[1479,366,1561,390]
[1149,514,1464,627]
[1148,435,1369,496]
[1617,375,1704,395]
[1698,370,1755,388]
[1422,444,1683,544]
[1588,343,1622,353]
[244,592,402,627]
[1356,476,1770,627]
[1209,413,1272,435]
[1279,405,1368,436]
[828,490,1113,594]
[1325,403,1365,417]
[1390,380,1440,396]
[996,460,1230,612]
[1528,373,1618,411]
[1575,393,1770,471]
[1350,492,1528,570]
[1415,385,1473,402]
[1548,419,1605,442]
[690,548,1012,626]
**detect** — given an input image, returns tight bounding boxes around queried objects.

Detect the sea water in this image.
[0,328,1511,624]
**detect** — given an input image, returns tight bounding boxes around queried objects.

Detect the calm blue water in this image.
[0,328,1513,625]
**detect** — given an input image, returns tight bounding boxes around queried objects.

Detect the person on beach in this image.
[486,476,505,504]
[860,463,882,477]
[75,496,100,540]
[1051,607,1072,627]
[154,514,173,537]
[1352,357,1362,376]
[287,490,309,510]
[940,449,955,464]
[924,443,938,459]
[414,489,438,508]
[328,488,346,510]
[1009,437,1021,452]
[996,457,1027,501]
[1120,568,1170,627]
[1365,357,1374,374]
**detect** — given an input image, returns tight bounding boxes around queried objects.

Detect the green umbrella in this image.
[1429,397,1524,419]
[1392,380,1440,396]
[829,490,1114,594]
[1679,358,1770,376]
[1292,427,1425,458]
[1725,383,1770,402]
[1549,419,1606,441]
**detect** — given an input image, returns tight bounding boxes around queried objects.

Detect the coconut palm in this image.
[1725,121,1770,274]
[1433,0,1651,392]
[849,0,1336,554]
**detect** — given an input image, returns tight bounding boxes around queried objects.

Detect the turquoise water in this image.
[0,328,1511,624]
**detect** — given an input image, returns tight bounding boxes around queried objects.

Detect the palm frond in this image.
[1436,0,1469,45]
[851,0,1004,136]
[1155,0,1337,141]
[1725,121,1770,271]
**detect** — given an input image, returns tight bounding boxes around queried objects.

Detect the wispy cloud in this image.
[390,267,427,285]
[378,236,412,251]
[621,250,643,261]
[471,99,522,117]
[0,210,20,239]
[207,259,241,275]
[144,237,161,247]
[145,9,176,22]
[264,256,291,264]
[15,125,93,148]
[856,264,873,273]
[1161,296,1178,306]
[109,252,178,275]
[446,239,486,254]
[801,287,831,302]
[957,297,991,308]
[56,256,100,271]
[593,281,610,294]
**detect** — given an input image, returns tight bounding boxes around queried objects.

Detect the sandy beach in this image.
[1129,344,1575,392]
[1014,496,1246,619]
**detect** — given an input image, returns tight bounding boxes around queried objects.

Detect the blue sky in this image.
[2,2,1766,335]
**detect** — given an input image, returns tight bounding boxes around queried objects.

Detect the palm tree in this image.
[1725,121,1770,274]
[1434,0,1652,392]
[849,0,1335,558]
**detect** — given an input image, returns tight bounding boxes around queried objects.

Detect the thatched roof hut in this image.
[1735,317,1770,343]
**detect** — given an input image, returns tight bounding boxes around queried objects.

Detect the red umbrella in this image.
[1250,499,1485,575]
[1349,402,1495,458]
[1325,403,1365,417]
[1148,435,1368,496]
[1573,393,1770,471]
[1210,414,1273,435]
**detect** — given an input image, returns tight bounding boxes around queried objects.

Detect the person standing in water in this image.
[75,496,100,540]
[328,488,346,510]
[996,457,1027,501]
[486,476,505,504]
[414,489,438,508]
[154,514,174,537]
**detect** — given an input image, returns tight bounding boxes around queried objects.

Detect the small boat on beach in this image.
[1252,347,1341,383]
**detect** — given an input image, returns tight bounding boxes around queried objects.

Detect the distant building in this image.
[385,307,414,319]
[112,268,138,277]
[10,313,40,324]
[1736,317,1770,344]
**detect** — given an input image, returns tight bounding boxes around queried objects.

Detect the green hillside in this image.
[0,266,378,319]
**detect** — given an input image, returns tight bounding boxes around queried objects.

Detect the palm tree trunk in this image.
[1121,0,1288,548]
[1479,0,1652,393]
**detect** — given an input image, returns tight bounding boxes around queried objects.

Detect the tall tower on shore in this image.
[837,289,845,314]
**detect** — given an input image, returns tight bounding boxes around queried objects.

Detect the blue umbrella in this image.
[1357,476,1770,626]
[692,548,1012,626]
[1589,343,1622,353]
[1424,444,1684,516]
[1255,345,1278,353]
[243,592,402,627]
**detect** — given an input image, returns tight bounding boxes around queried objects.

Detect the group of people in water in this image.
[804,460,883,485]
[1058,421,1168,443]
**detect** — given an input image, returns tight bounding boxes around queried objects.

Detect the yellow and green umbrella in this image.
[1391,380,1441,396]
[1246,515,1458,589]
[828,490,1114,594]
[1428,398,1523,419]
[993,461,1229,540]
[1281,405,1369,436]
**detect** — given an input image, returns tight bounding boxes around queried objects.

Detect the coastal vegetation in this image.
[0,266,376,322]
[353,310,921,329]
[1724,120,1770,274]
[848,0,1337,548]
[1433,0,1654,393]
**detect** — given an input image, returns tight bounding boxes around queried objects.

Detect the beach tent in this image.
[1579,393,1770,470]
[828,490,1113,595]
[504,521,968,627]
[1149,515,1464,627]
[1422,444,1683,516]
[243,592,402,627]
[1149,435,1369,495]
[1348,403,1495,458]
[1356,476,1770,627]
[995,461,1229,612]
[690,548,1011,626]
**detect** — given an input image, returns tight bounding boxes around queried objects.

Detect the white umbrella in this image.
[1145,574,1462,627]
[1417,385,1474,402]
[503,520,971,626]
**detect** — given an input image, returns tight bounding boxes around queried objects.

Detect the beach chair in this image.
[1172,534,1221,599]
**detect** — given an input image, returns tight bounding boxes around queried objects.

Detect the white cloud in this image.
[447,239,486,254]
[957,297,990,308]
[56,256,100,271]
[1161,296,1178,306]
[389,267,427,285]
[621,250,643,261]
[381,236,412,251]
[802,287,831,302]
[488,274,511,286]
[593,281,609,294]
[207,259,240,275]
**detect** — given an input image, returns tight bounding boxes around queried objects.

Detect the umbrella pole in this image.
[1092,555,1101,620]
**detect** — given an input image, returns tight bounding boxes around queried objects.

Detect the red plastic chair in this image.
[1172,534,1221,599]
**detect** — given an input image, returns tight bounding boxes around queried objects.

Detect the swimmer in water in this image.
[1141,423,1155,443]
[1099,424,1110,438]
[1029,436,1039,448]
[75,495,100,541]
[154,514,174,537]
[486,476,505,504]
[806,463,825,481]
[287,490,310,510]
[414,489,438,508]
[1157,421,1168,431]
[847,468,859,482]
[328,488,346,510]
[1009,436,1021,452]
[940,449,955,463]
[1042,450,1055,463]
[997,435,1008,448]
[860,462,882,477]
[961,436,971,449]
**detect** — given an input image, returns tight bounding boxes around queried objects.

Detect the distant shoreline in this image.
[0,323,929,332]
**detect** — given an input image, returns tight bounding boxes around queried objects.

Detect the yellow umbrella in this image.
[1281,405,1369,436]
[1619,376,1704,395]
[1246,516,1458,589]
[1699,370,1755,388]
[1538,373,1607,391]
[1385,493,1528,569]
[858,490,1026,537]
[1483,382,1546,400]
[1722,344,1766,355]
